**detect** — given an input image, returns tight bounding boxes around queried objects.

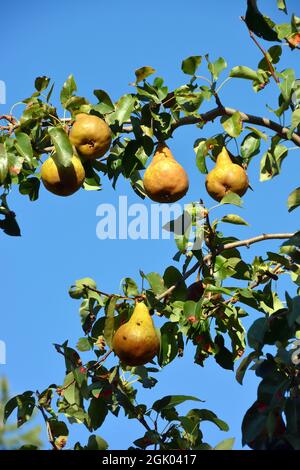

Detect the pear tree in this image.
[2,0,300,451]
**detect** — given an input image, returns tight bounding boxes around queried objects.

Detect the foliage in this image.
[0,377,42,449]
[2,0,300,450]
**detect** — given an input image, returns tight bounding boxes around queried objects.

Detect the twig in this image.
[93,350,113,370]
[0,115,18,125]
[241,16,280,84]
[36,391,59,450]
[83,284,145,302]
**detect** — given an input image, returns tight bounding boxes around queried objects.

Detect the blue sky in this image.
[1,0,300,450]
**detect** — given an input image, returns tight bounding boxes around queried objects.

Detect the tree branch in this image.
[156,232,295,302]
[171,106,300,147]
[217,232,295,252]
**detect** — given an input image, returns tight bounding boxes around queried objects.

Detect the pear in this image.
[143,143,189,203]
[69,113,112,160]
[41,155,85,196]
[205,147,249,202]
[112,302,160,366]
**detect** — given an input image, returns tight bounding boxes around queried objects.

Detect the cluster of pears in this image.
[112,302,160,366]
[142,143,249,204]
[205,146,249,201]
[41,113,112,196]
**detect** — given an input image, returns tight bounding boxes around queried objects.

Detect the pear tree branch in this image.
[171,106,300,147]
[156,232,295,301]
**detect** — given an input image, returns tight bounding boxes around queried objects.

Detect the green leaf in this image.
[288,187,300,212]
[221,111,243,137]
[260,145,288,181]
[245,126,268,141]
[258,46,282,71]
[163,266,187,301]
[152,395,202,412]
[19,177,40,201]
[214,437,235,450]
[0,143,8,184]
[247,318,267,350]
[93,89,115,114]
[241,133,261,161]
[181,56,202,75]
[15,132,34,163]
[245,0,280,42]
[221,214,249,226]
[186,409,229,431]
[220,193,243,207]
[69,277,97,299]
[208,57,227,81]
[62,372,80,405]
[135,66,156,83]
[88,398,108,431]
[146,272,165,295]
[158,322,178,367]
[175,89,204,114]
[288,109,300,138]
[48,127,73,167]
[104,295,117,348]
[279,69,295,102]
[113,95,136,125]
[86,434,108,450]
[48,419,69,444]
[229,66,259,81]
[76,337,92,352]
[236,351,259,385]
[34,76,50,92]
[60,74,77,107]
[214,336,234,370]
[277,0,287,13]
[121,277,139,297]
[194,139,208,174]
[4,392,35,427]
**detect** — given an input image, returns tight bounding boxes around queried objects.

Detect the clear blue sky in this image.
[1,0,300,450]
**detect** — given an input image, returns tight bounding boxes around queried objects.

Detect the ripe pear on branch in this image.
[205,146,249,202]
[143,143,189,203]
[41,155,85,196]
[69,113,112,160]
[112,302,160,366]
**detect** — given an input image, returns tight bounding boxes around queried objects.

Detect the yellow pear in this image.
[112,302,160,366]
[41,155,85,196]
[205,147,249,201]
[69,113,112,160]
[143,143,189,203]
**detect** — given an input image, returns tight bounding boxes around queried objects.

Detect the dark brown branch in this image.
[171,106,300,147]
